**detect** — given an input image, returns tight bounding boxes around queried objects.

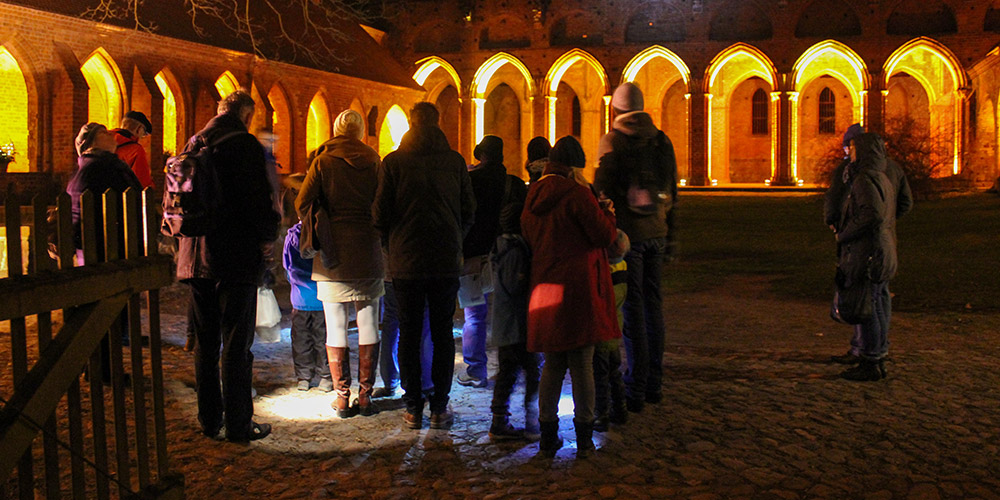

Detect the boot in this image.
[355,344,380,416]
[840,359,882,382]
[538,421,562,457]
[524,400,540,442]
[327,346,357,418]
[593,412,610,433]
[489,413,524,441]
[574,419,595,458]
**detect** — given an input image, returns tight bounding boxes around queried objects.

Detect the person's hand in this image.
[598,195,615,216]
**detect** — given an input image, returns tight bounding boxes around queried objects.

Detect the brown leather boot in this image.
[356,343,380,416]
[326,346,357,418]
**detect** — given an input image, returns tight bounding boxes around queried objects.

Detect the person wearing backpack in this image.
[174,89,280,442]
[594,82,678,414]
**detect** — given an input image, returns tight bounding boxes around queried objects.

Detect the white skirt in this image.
[316,279,384,303]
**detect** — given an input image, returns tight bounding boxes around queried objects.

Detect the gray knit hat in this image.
[75,122,107,156]
[611,82,644,113]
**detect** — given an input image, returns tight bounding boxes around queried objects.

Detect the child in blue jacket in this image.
[284,222,332,391]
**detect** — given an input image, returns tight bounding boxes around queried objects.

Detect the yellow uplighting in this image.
[379,105,410,157]
[413,56,462,90]
[547,96,558,144]
[770,91,780,181]
[0,46,29,172]
[81,48,124,129]
[622,45,691,86]
[472,53,535,99]
[603,95,611,134]
[473,98,486,145]
[0,226,30,278]
[307,93,331,155]
[706,44,775,91]
[214,71,239,99]
[155,72,178,156]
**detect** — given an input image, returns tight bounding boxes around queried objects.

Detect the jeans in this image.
[622,237,667,401]
[188,279,258,438]
[859,281,890,361]
[462,296,490,380]
[593,341,626,418]
[490,343,541,415]
[394,277,460,414]
[539,345,595,424]
[290,309,329,382]
[380,281,434,392]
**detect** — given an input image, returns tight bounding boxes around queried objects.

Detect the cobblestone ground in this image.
[156,277,1000,499]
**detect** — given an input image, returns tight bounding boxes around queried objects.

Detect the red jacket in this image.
[521,174,620,353]
[112,129,153,189]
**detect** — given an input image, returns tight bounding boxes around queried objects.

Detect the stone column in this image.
[687,82,710,186]
[771,78,794,185]
[866,71,885,135]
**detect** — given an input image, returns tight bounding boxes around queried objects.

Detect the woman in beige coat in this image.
[296,110,384,417]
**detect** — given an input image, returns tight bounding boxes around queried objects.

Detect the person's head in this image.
[75,122,116,156]
[409,102,439,128]
[611,82,644,115]
[217,89,256,128]
[121,110,152,139]
[549,136,586,170]
[333,109,365,141]
[842,123,865,157]
[526,136,551,163]
[474,135,504,165]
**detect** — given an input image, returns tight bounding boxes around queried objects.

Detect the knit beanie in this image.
[75,122,106,156]
[611,82,644,113]
[526,136,551,163]
[333,109,365,141]
[473,135,503,163]
[548,136,586,168]
[842,123,865,148]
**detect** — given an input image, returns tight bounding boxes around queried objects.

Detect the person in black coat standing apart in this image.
[175,90,280,441]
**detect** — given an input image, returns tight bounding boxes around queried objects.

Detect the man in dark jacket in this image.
[593,83,678,413]
[458,135,528,389]
[373,102,475,430]
[175,89,280,441]
[835,132,901,381]
[825,124,912,367]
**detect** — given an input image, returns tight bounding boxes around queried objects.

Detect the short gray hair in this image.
[218,89,255,117]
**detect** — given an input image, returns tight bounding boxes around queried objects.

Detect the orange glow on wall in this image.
[81,49,124,129]
[379,105,410,157]
[307,93,331,155]
[214,72,239,99]
[154,71,179,156]
[0,47,29,172]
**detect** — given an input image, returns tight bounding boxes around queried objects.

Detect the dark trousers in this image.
[380,281,434,392]
[622,237,667,401]
[188,278,257,438]
[394,277,460,414]
[290,309,329,382]
[593,341,626,418]
[490,343,541,415]
[859,281,890,361]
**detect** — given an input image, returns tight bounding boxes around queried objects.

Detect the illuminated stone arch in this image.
[306,91,332,156]
[0,45,31,172]
[704,43,778,184]
[543,49,608,178]
[266,83,292,173]
[379,104,409,157]
[413,56,462,151]
[214,71,239,99]
[883,37,967,175]
[622,46,693,180]
[81,48,126,128]
[154,68,184,157]
[471,52,536,171]
[790,40,869,182]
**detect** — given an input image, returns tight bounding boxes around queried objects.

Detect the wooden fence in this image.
[0,186,181,499]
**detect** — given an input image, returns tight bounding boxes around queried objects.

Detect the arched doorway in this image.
[704,44,777,184]
[471,53,535,178]
[0,46,30,172]
[379,105,409,157]
[214,71,239,99]
[485,83,521,172]
[622,45,692,182]
[307,92,331,156]
[267,84,292,173]
[81,48,125,128]
[544,49,609,179]
[413,56,463,153]
[154,69,183,157]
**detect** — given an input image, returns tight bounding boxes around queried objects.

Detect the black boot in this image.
[489,413,524,441]
[840,359,882,381]
[574,419,595,458]
[538,421,562,456]
[593,413,610,433]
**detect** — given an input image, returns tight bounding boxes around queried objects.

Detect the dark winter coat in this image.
[521,174,620,353]
[594,111,678,242]
[295,136,384,282]
[67,150,142,256]
[464,162,528,258]
[836,133,899,284]
[175,113,280,284]
[373,125,475,279]
[825,157,912,230]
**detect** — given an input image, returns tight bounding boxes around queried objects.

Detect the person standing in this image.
[594,82,678,413]
[373,102,475,430]
[458,135,527,389]
[176,89,279,442]
[522,136,619,457]
[283,221,332,393]
[111,111,154,189]
[296,109,384,418]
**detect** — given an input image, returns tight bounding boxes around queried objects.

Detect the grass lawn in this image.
[666,193,1000,313]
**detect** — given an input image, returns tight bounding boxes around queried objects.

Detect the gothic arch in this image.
[154,67,185,156]
[306,91,332,156]
[379,104,409,157]
[0,43,34,172]
[471,52,535,147]
[622,45,692,88]
[81,47,127,128]
[413,56,462,103]
[266,82,292,173]
[214,71,239,99]
[543,49,609,178]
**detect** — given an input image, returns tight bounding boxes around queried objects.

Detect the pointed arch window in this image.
[751,88,768,135]
[818,87,836,134]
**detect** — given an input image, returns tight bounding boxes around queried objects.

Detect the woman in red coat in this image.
[521,136,619,457]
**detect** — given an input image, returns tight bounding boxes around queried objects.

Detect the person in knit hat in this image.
[593,82,678,415]
[525,136,551,184]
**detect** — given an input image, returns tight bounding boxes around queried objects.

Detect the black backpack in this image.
[161,131,245,237]
[609,131,674,216]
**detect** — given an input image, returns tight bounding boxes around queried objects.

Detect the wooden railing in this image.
[0,187,181,499]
